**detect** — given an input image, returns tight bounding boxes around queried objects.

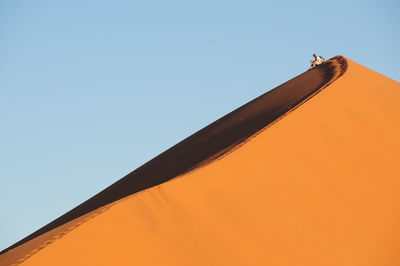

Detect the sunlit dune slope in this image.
[2,57,400,266]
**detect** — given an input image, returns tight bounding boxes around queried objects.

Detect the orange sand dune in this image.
[1,57,400,266]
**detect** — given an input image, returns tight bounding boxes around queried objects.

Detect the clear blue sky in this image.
[1,0,399,250]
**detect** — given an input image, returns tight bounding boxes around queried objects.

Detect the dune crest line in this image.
[1,56,348,255]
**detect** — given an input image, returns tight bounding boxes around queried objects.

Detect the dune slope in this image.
[2,57,400,266]
[1,56,346,255]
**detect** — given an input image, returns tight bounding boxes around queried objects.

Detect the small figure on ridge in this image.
[309,53,325,69]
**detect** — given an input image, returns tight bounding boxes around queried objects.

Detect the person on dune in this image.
[310,53,325,69]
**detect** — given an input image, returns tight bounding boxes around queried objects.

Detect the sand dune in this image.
[1,56,399,266]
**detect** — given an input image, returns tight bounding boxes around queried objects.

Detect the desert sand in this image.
[1,56,399,266]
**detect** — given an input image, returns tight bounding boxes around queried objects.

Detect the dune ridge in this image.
[1,56,348,261]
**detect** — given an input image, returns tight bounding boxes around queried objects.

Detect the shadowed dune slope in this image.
[2,57,400,266]
[1,56,346,256]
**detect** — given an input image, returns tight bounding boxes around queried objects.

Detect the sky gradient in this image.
[1,0,399,250]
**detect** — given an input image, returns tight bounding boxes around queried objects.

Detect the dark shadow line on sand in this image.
[1,56,348,255]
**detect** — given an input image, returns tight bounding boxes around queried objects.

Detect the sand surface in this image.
[2,57,400,266]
